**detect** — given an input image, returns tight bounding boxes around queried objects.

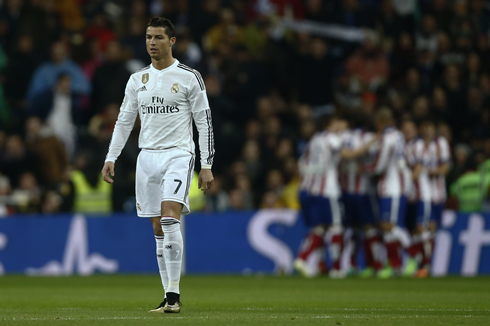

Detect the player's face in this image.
[421,123,435,140]
[401,121,417,141]
[146,26,176,60]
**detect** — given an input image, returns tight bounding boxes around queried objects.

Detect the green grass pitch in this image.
[1,275,490,325]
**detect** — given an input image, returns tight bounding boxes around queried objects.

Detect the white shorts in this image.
[135,148,195,217]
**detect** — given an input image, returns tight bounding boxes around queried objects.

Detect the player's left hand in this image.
[198,169,214,194]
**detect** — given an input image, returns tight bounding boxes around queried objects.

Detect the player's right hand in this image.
[101,161,115,184]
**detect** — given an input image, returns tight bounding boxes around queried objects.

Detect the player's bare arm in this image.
[198,169,214,194]
[101,161,115,184]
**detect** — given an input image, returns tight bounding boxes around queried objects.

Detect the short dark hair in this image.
[147,17,175,38]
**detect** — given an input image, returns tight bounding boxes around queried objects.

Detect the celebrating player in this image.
[403,118,433,277]
[364,108,411,278]
[417,119,450,277]
[294,115,345,278]
[101,17,215,313]
[339,118,382,278]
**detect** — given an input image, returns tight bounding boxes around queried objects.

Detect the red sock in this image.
[364,234,383,270]
[385,241,402,269]
[298,233,324,260]
[407,242,423,258]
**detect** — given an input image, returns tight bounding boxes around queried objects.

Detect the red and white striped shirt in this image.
[365,127,411,198]
[427,136,451,204]
[299,131,342,198]
[405,137,432,202]
[339,129,375,195]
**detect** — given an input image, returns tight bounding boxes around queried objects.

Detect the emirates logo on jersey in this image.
[141,96,180,114]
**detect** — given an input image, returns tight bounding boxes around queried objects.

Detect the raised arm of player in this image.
[188,72,215,193]
[102,77,138,183]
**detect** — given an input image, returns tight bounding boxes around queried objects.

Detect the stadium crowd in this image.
[0,0,489,216]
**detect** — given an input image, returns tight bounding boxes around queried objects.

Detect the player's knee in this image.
[380,221,392,232]
[151,218,164,235]
[428,221,437,233]
[415,224,425,234]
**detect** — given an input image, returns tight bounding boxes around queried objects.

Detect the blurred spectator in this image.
[346,31,389,90]
[10,171,41,213]
[174,28,202,68]
[260,190,280,209]
[241,140,263,183]
[3,35,39,119]
[0,175,14,216]
[29,74,79,157]
[16,0,62,54]
[83,12,116,53]
[0,134,37,188]
[204,175,229,212]
[71,150,112,215]
[40,190,62,214]
[235,174,254,210]
[55,0,84,32]
[90,40,130,116]
[120,17,150,65]
[228,188,245,211]
[204,8,243,51]
[447,143,471,188]
[24,116,67,187]
[450,158,487,212]
[426,0,454,34]
[297,37,333,106]
[416,15,438,54]
[25,41,91,105]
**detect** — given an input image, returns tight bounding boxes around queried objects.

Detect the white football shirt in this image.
[405,137,431,202]
[365,127,410,198]
[339,128,375,195]
[299,131,342,198]
[427,136,451,204]
[105,59,214,169]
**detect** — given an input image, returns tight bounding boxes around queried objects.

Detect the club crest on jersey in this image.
[171,83,179,94]
[142,73,149,84]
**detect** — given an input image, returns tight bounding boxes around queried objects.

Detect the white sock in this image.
[155,235,168,297]
[160,216,183,294]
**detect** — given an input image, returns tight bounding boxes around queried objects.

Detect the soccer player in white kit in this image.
[364,108,411,278]
[339,123,382,277]
[294,115,344,278]
[403,118,433,277]
[417,119,450,277]
[101,17,215,313]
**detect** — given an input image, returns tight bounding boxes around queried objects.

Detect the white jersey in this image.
[339,129,375,195]
[405,137,431,202]
[105,59,215,169]
[299,131,342,198]
[366,127,410,198]
[427,136,451,204]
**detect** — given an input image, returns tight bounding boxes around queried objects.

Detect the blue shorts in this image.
[343,193,377,227]
[299,191,342,227]
[416,200,432,226]
[431,203,444,225]
[379,196,408,227]
[405,201,417,231]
